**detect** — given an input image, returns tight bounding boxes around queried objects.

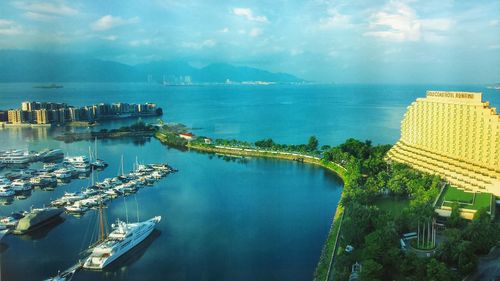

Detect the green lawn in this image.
[373,197,410,216]
[443,186,474,203]
[439,186,492,211]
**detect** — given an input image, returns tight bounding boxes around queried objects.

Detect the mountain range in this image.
[0,50,302,83]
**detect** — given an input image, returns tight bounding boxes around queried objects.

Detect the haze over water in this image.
[0,84,498,281]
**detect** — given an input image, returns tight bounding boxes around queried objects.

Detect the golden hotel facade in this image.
[387,91,500,196]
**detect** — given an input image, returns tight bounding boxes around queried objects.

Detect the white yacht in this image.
[83,216,161,270]
[65,202,88,213]
[73,162,90,173]
[0,149,32,164]
[10,179,32,192]
[53,169,72,180]
[64,156,89,165]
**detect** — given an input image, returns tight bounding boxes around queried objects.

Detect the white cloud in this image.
[0,19,23,35]
[182,39,216,49]
[489,19,499,26]
[91,15,139,31]
[129,39,151,46]
[364,1,453,42]
[219,27,229,33]
[249,28,262,37]
[319,9,352,29]
[12,1,78,16]
[102,35,118,41]
[24,11,55,22]
[232,8,268,23]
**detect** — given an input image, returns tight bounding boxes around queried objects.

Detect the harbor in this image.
[1,159,174,234]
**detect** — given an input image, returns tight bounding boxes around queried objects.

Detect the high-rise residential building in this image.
[21,101,32,111]
[387,91,500,196]
[68,107,80,121]
[7,109,23,124]
[35,109,49,124]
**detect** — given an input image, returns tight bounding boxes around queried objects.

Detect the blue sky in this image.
[0,0,499,83]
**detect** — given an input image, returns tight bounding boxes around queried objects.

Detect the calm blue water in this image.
[0,83,498,281]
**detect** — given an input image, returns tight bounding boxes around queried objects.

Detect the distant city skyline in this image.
[0,0,499,84]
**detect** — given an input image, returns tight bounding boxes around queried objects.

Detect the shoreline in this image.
[183,142,347,280]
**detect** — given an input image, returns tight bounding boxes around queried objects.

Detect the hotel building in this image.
[387,91,500,196]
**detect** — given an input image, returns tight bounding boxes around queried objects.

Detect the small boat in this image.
[0,185,15,197]
[53,169,72,180]
[65,202,88,214]
[0,176,11,185]
[61,192,86,203]
[73,162,90,173]
[91,159,108,169]
[11,179,32,192]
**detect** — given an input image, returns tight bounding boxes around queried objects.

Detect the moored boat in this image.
[13,207,63,234]
[83,216,161,270]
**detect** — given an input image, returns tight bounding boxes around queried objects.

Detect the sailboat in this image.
[90,138,108,169]
[82,170,161,270]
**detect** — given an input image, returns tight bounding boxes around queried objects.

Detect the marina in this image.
[0,162,174,234]
[0,149,108,205]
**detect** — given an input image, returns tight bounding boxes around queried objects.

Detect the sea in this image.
[0,83,498,281]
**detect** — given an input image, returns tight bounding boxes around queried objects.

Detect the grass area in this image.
[314,202,344,281]
[438,186,493,211]
[373,197,410,216]
[443,186,474,203]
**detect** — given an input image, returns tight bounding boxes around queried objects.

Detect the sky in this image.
[0,0,499,84]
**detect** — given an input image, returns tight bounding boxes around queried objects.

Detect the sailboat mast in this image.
[95,137,98,160]
[99,200,105,242]
[121,155,124,177]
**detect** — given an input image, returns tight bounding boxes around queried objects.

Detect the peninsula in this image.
[154,90,499,281]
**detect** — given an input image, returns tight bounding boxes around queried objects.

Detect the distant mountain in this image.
[0,50,303,83]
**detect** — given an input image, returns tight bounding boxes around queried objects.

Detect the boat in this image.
[13,207,63,234]
[83,216,161,270]
[11,179,32,192]
[53,169,72,180]
[1,212,26,228]
[0,185,15,197]
[64,156,89,165]
[43,162,62,172]
[65,202,88,214]
[44,262,81,281]
[60,192,86,203]
[36,149,64,162]
[73,162,90,173]
[0,176,12,185]
[0,149,32,164]
[91,159,108,169]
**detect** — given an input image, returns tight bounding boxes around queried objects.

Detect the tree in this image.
[426,258,454,281]
[308,135,318,151]
[359,259,382,281]
[447,203,465,228]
